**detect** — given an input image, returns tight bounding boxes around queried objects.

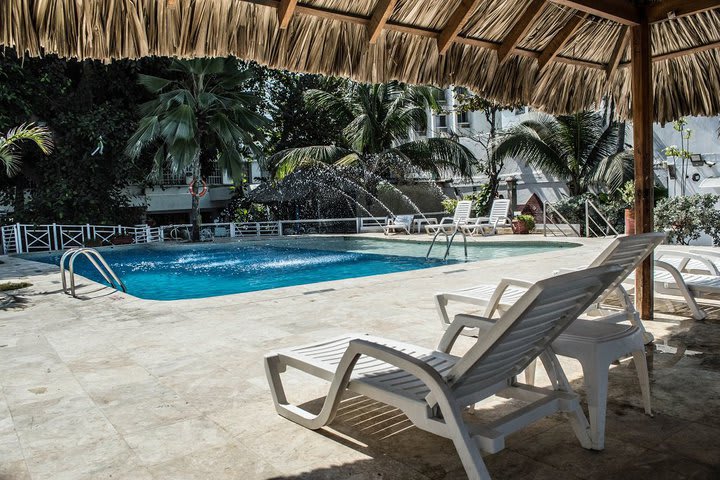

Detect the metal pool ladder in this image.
[60,247,126,297]
[426,228,468,261]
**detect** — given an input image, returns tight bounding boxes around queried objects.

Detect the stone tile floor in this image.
[0,236,719,479]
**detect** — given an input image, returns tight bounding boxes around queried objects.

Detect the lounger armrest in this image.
[347,339,451,407]
[483,278,534,318]
[437,314,495,354]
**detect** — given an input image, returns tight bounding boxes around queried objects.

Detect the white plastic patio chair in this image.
[434,232,666,450]
[624,256,720,321]
[383,214,414,235]
[265,266,621,480]
[425,200,473,235]
[462,199,512,237]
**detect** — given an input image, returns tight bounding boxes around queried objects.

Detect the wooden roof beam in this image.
[277,0,297,29]
[497,0,547,64]
[437,0,484,55]
[537,12,587,70]
[549,0,639,25]
[606,25,629,80]
[368,0,397,44]
[648,0,720,23]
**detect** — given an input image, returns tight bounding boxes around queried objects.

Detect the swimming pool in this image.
[27,238,578,300]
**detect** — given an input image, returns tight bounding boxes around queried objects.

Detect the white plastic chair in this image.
[383,214,414,235]
[462,199,512,236]
[425,200,473,235]
[265,266,622,480]
[434,233,666,449]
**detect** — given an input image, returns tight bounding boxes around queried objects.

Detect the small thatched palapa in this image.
[1,1,720,122]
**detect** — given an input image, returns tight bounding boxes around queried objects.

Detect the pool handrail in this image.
[61,247,127,297]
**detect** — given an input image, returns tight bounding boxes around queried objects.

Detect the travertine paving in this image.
[1,236,719,479]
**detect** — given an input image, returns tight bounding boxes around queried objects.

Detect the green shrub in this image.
[441,184,493,216]
[0,282,31,292]
[655,194,720,245]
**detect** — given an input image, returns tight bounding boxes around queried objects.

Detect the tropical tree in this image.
[0,123,53,177]
[494,111,627,196]
[126,58,266,241]
[268,82,475,182]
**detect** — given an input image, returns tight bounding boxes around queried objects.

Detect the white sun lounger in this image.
[624,255,720,321]
[462,199,512,237]
[265,265,621,480]
[425,200,473,235]
[383,214,415,235]
[434,232,665,450]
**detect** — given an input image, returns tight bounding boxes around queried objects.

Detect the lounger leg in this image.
[524,359,537,386]
[264,352,361,430]
[632,349,653,415]
[539,351,593,449]
[435,399,492,480]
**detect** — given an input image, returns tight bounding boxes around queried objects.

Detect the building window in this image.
[456,111,470,127]
[434,114,448,133]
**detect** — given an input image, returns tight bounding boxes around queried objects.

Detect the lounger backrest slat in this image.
[452,201,473,225]
[589,232,666,304]
[444,265,621,393]
[488,199,511,222]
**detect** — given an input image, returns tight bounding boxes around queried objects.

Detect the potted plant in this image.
[511,214,535,234]
[84,237,103,248]
[620,181,635,235]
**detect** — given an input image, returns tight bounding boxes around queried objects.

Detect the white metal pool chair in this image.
[265,266,621,480]
[434,233,665,450]
[383,214,414,235]
[462,199,512,237]
[425,200,473,235]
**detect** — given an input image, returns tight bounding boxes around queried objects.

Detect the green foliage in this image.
[441,198,459,214]
[234,203,269,223]
[440,185,492,216]
[0,50,164,225]
[495,112,624,196]
[0,282,31,292]
[655,194,720,245]
[619,181,635,207]
[269,81,475,181]
[513,214,536,232]
[553,193,626,235]
[127,58,267,240]
[0,124,53,176]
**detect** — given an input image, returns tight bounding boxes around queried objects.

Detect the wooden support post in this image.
[631,16,654,320]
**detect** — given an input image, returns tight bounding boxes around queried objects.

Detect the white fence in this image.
[1,213,447,254]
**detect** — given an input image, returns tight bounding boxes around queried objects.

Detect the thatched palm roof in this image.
[2,0,720,122]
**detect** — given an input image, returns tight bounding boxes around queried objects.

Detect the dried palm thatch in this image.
[2,0,720,123]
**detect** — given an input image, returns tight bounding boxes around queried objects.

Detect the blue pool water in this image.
[26,238,578,300]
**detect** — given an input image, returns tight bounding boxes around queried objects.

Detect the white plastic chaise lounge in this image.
[462,199,512,237]
[624,250,720,321]
[434,232,665,450]
[265,266,621,480]
[383,214,415,235]
[425,200,473,235]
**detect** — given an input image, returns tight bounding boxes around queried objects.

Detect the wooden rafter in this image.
[549,0,639,25]
[606,25,629,79]
[277,0,298,29]
[497,0,547,64]
[437,0,484,55]
[647,0,720,23]
[537,12,587,70]
[367,0,397,44]
[243,0,718,71]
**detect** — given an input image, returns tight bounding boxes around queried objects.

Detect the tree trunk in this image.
[190,173,201,242]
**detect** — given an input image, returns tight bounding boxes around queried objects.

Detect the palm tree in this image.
[0,123,53,177]
[268,82,475,182]
[494,112,626,196]
[126,58,266,241]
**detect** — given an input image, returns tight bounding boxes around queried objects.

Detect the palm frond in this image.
[0,123,54,176]
[268,145,353,180]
